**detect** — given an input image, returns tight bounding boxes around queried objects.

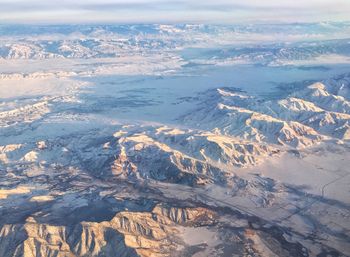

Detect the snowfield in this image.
[0,23,350,257]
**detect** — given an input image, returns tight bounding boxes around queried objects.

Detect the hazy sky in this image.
[0,0,349,24]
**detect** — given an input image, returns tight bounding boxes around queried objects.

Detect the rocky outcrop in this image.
[0,205,216,257]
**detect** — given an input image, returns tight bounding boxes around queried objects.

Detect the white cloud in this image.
[0,0,349,24]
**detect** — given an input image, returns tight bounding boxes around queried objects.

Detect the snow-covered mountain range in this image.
[181,74,350,147]
[1,23,350,257]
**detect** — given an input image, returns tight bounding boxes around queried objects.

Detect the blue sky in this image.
[0,0,349,24]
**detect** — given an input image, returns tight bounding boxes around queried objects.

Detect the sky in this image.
[0,0,350,24]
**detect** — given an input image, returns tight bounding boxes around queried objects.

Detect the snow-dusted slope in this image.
[1,121,349,256]
[107,126,279,185]
[182,73,350,145]
[0,125,278,187]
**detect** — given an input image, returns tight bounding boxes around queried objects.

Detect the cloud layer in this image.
[0,0,349,24]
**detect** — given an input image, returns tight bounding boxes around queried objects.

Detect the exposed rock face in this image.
[0,221,133,257]
[152,205,216,226]
[0,205,216,257]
